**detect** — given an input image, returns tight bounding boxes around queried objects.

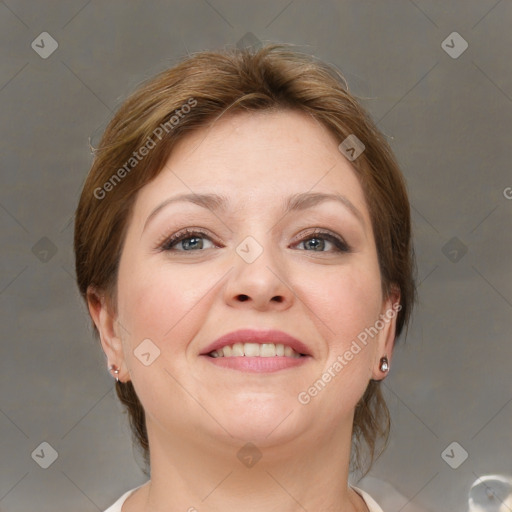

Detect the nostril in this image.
[235,295,284,303]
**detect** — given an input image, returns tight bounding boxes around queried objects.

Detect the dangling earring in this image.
[109,364,120,383]
[379,356,389,373]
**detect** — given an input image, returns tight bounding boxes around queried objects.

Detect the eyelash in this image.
[157,228,219,252]
[299,230,351,253]
[157,228,351,253]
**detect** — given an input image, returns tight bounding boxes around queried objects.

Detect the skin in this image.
[89,109,399,512]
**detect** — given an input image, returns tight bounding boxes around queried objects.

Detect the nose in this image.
[223,238,294,312]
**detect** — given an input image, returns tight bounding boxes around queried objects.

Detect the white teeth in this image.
[231,342,244,356]
[260,343,276,357]
[244,343,260,357]
[210,342,302,358]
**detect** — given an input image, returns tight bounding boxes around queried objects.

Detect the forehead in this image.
[132,109,370,223]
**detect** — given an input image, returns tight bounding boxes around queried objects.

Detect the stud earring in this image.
[379,356,389,373]
[109,364,120,383]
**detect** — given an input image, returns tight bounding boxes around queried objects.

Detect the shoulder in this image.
[103,482,148,512]
[351,485,385,512]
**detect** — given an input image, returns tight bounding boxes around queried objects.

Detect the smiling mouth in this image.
[209,342,304,358]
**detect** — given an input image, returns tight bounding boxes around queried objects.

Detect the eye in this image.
[158,229,217,252]
[294,229,351,253]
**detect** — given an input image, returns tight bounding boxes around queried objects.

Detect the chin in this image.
[215,395,305,443]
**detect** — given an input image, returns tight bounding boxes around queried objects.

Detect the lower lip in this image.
[202,355,310,373]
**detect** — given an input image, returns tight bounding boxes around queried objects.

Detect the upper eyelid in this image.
[292,228,344,241]
[156,228,218,250]
[294,231,351,252]
[289,226,348,242]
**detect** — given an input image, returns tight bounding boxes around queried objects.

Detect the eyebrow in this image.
[142,191,365,232]
[285,192,365,227]
[143,193,228,232]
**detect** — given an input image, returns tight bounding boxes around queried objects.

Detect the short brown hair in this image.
[74,44,415,476]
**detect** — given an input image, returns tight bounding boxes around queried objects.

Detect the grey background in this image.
[1,1,511,511]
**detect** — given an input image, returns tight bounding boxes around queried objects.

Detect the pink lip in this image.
[200,329,312,357]
[205,356,308,373]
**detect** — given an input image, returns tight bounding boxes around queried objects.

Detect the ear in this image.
[87,286,130,383]
[371,285,401,380]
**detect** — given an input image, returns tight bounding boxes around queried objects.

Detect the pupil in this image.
[307,238,323,251]
[184,237,202,250]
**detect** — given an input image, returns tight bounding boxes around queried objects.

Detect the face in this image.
[93,110,398,453]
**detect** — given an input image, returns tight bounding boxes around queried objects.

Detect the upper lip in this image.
[200,329,312,356]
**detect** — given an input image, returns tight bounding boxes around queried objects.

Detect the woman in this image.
[74,44,415,512]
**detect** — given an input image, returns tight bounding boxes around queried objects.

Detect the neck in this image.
[129,419,366,512]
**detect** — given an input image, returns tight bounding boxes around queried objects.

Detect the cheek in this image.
[116,258,218,354]
[297,260,383,401]
[294,266,383,415]
[305,263,382,341]
[115,262,206,404]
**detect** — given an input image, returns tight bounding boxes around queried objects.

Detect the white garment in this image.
[103,483,384,511]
